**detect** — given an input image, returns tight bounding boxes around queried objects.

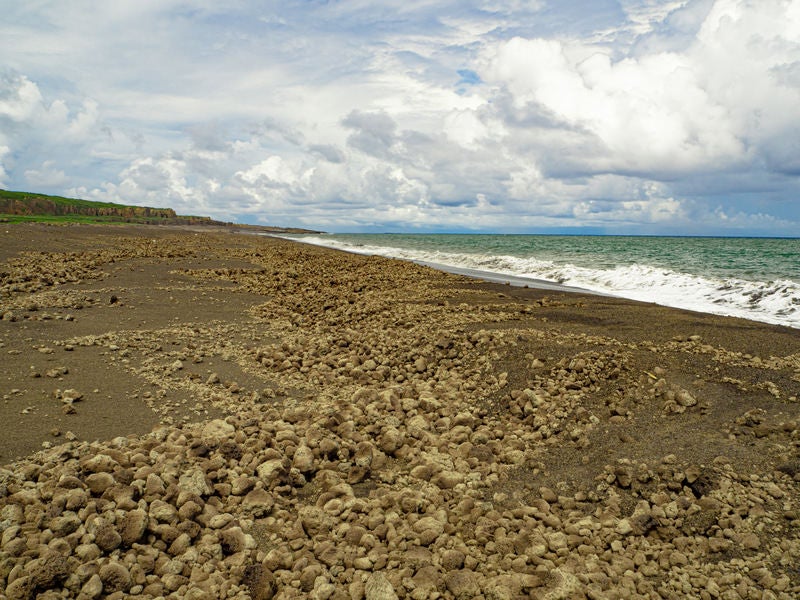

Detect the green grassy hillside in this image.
[0,189,213,225]
[0,188,323,233]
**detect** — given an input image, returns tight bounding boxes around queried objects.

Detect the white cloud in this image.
[481,36,745,175]
[620,0,692,30]
[24,161,68,188]
[0,72,42,122]
[0,145,10,187]
[236,156,301,186]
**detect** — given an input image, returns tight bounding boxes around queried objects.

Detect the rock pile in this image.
[1,230,799,599]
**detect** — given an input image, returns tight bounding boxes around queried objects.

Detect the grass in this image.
[0,188,212,225]
[0,214,170,224]
[0,189,173,213]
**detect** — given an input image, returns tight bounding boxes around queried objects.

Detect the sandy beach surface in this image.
[1,223,799,599]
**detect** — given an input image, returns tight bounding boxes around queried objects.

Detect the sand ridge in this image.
[1,223,799,599]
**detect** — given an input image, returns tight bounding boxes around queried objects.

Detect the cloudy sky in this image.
[1,1,798,234]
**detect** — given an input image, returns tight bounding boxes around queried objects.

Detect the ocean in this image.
[282,234,800,330]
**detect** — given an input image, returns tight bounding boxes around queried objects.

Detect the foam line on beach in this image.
[278,233,799,329]
[271,233,606,296]
[412,260,612,295]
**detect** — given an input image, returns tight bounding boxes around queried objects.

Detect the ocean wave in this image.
[282,235,800,329]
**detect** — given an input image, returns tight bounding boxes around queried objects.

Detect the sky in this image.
[1,0,799,235]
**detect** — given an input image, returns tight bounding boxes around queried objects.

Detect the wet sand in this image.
[1,223,799,599]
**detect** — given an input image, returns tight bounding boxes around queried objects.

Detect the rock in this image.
[242,488,274,517]
[95,523,123,551]
[85,472,115,495]
[406,415,429,439]
[163,573,189,592]
[412,566,440,596]
[150,499,178,522]
[179,468,212,497]
[445,570,481,599]
[5,576,34,600]
[432,470,464,489]
[60,388,83,404]
[353,441,374,468]
[99,562,132,594]
[441,549,466,570]
[299,506,334,538]
[318,438,339,459]
[118,509,148,545]
[365,572,399,600]
[315,540,343,568]
[615,518,633,535]
[28,550,69,590]
[219,526,247,554]
[78,574,104,599]
[348,465,370,484]
[81,453,118,473]
[242,564,277,600]
[293,445,315,473]
[676,389,697,407]
[299,564,323,592]
[57,475,86,490]
[256,459,286,483]
[49,513,82,537]
[169,532,192,556]
[379,427,403,455]
[544,568,583,598]
[412,516,444,546]
[231,476,256,496]
[201,419,234,440]
[736,532,761,550]
[178,500,203,520]
[539,487,558,503]
[614,466,633,488]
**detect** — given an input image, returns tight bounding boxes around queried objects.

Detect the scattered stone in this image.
[58,388,83,404]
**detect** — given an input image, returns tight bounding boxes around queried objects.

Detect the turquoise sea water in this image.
[285,234,800,329]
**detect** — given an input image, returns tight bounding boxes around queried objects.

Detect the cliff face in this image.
[0,192,225,225]
[0,196,177,220]
[0,189,322,231]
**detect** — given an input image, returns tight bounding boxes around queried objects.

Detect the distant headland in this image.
[0,188,322,234]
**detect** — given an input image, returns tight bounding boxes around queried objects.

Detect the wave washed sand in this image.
[1,223,799,599]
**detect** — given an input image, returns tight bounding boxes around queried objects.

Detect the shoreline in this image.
[1,223,799,599]
[273,233,611,296]
[278,233,800,330]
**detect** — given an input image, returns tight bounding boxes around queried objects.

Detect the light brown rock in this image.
[365,572,399,600]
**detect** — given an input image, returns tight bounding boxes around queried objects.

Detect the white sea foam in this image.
[284,235,800,329]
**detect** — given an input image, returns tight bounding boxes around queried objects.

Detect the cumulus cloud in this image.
[343,111,398,157]
[24,161,68,188]
[0,0,798,234]
[0,145,10,187]
[0,71,43,122]
[481,36,744,176]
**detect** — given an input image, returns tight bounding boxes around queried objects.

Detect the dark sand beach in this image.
[1,223,799,599]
